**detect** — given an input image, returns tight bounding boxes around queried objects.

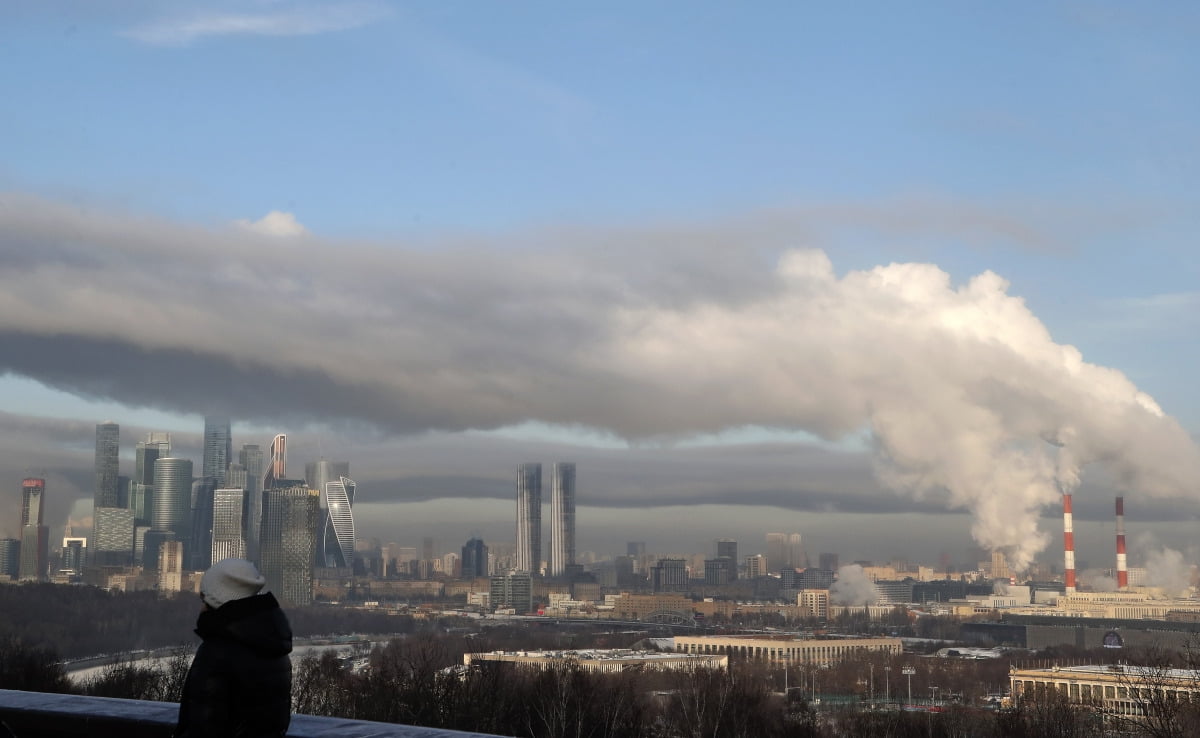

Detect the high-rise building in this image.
[211,487,247,564]
[305,460,350,496]
[61,537,87,574]
[132,432,170,527]
[766,532,805,572]
[462,537,489,578]
[321,477,356,570]
[263,435,287,492]
[94,422,120,508]
[516,463,542,575]
[789,533,806,569]
[19,478,48,581]
[92,507,134,566]
[704,558,733,586]
[745,554,766,579]
[627,542,647,557]
[151,458,193,534]
[550,462,576,577]
[202,417,232,486]
[158,540,184,596]
[716,539,738,581]
[259,482,319,606]
[189,477,217,571]
[0,538,20,578]
[652,558,688,592]
[238,444,264,561]
[490,571,533,613]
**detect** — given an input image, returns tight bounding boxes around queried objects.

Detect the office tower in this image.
[133,432,171,527]
[321,477,356,569]
[226,463,247,491]
[93,507,134,566]
[94,422,120,508]
[442,552,460,577]
[652,558,688,592]
[490,571,533,613]
[238,444,264,561]
[716,539,738,581]
[627,541,646,557]
[146,457,192,570]
[263,435,287,491]
[550,462,576,577]
[704,558,733,585]
[788,533,806,569]
[158,540,184,596]
[462,538,489,578]
[0,539,20,578]
[818,553,839,572]
[745,554,766,579]
[516,463,542,574]
[19,478,48,581]
[211,487,247,564]
[133,526,151,566]
[190,477,217,571]
[305,460,350,495]
[62,536,87,574]
[260,482,319,606]
[202,417,232,486]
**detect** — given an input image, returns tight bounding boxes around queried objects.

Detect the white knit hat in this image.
[201,558,266,609]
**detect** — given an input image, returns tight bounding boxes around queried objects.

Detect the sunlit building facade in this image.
[516,463,542,574]
[260,482,319,606]
[321,476,356,569]
[211,487,246,564]
[550,462,576,577]
[202,416,232,486]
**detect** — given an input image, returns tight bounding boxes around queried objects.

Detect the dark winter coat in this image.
[174,592,293,738]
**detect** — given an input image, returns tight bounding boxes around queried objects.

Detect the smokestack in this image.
[1063,493,1076,595]
[1116,496,1128,590]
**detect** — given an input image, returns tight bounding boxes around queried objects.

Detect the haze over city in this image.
[2,2,1199,573]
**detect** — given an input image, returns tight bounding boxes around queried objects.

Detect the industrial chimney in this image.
[1063,493,1076,595]
[1116,496,1128,590]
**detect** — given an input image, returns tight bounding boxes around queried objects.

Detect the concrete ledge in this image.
[0,690,506,738]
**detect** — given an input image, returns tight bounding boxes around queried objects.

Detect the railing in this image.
[0,689,506,738]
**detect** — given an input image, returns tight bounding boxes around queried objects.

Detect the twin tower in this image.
[516,463,576,577]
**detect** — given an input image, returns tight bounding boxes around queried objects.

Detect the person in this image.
[175,558,293,738]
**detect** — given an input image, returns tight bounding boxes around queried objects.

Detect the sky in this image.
[1,1,1199,570]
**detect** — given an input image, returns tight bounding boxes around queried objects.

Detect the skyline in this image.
[1,3,1199,570]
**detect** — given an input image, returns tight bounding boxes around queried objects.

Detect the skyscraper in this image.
[189,477,217,571]
[92,507,134,566]
[462,537,489,578]
[19,478,48,581]
[260,482,319,606]
[202,416,232,486]
[61,536,87,574]
[263,434,287,491]
[211,487,247,564]
[515,463,542,575]
[238,444,264,561]
[132,432,170,527]
[305,460,350,495]
[716,539,738,581]
[94,422,120,508]
[147,457,192,570]
[0,539,20,578]
[550,462,576,577]
[321,477,356,569]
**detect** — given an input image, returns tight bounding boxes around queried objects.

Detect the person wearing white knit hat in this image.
[175,558,293,738]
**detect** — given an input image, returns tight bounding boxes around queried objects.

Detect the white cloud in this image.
[234,210,309,237]
[123,1,390,46]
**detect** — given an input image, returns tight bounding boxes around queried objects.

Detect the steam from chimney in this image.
[1116,496,1128,590]
[1063,493,1076,595]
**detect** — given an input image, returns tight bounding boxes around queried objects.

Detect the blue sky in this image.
[1,1,1198,563]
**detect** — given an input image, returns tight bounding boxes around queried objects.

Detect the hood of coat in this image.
[195,591,293,658]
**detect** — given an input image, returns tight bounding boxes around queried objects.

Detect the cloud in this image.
[234,211,309,237]
[123,1,390,46]
[0,192,1197,571]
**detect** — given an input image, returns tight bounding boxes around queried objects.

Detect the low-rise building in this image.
[674,634,901,666]
[1010,664,1200,718]
[465,649,727,673]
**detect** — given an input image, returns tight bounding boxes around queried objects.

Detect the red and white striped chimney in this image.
[1116,496,1128,590]
[1063,493,1076,595]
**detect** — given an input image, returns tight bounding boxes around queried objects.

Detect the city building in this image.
[158,539,184,596]
[462,537,489,578]
[549,462,576,577]
[716,539,738,580]
[239,443,264,560]
[819,553,839,572]
[798,589,830,619]
[1010,664,1200,719]
[211,487,247,564]
[202,416,232,486]
[321,476,356,569]
[627,542,646,557]
[19,478,48,581]
[92,507,134,566]
[0,538,20,579]
[262,434,287,492]
[652,558,688,592]
[259,481,319,606]
[94,422,120,508]
[189,477,217,571]
[132,432,170,527]
[305,460,350,496]
[490,571,533,613]
[151,457,193,535]
[608,593,694,621]
[704,558,734,586]
[464,649,727,673]
[61,536,87,575]
[516,463,542,574]
[674,635,902,666]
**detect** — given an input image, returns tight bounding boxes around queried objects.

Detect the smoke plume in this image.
[830,564,880,606]
[1,194,1198,569]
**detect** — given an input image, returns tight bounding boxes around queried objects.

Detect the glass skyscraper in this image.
[549,462,576,577]
[211,487,247,564]
[321,477,356,570]
[132,432,170,527]
[152,457,193,534]
[19,478,48,581]
[515,463,542,575]
[202,416,232,486]
[94,422,120,508]
[239,444,264,561]
[259,482,318,606]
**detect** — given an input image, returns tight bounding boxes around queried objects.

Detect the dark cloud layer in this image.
[1,193,1197,568]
